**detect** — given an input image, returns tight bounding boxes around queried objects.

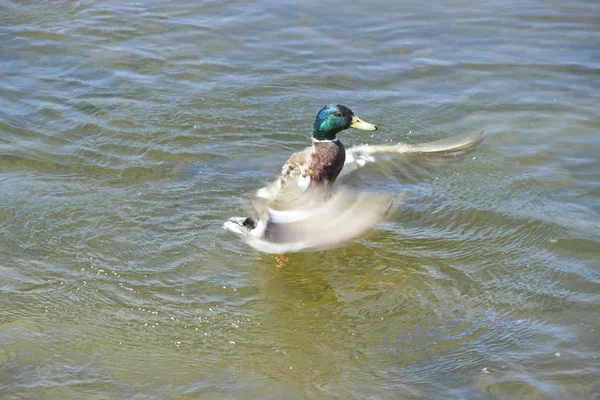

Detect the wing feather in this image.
[340,131,484,179]
[257,147,312,200]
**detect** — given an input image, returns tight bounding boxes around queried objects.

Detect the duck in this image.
[224,104,483,253]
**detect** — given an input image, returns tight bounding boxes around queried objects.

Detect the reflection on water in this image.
[1,0,599,398]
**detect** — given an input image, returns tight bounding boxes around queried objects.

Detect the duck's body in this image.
[264,139,345,199]
[307,139,346,184]
[224,104,484,253]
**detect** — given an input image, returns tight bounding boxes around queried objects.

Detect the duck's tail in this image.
[223,216,270,238]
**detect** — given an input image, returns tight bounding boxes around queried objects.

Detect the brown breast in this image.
[309,140,346,184]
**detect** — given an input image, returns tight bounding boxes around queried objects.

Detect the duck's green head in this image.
[312,104,377,141]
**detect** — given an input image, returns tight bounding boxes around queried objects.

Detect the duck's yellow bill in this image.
[350,115,378,131]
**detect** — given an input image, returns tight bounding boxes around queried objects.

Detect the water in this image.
[1,0,599,398]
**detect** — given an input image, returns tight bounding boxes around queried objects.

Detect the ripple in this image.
[1,0,599,398]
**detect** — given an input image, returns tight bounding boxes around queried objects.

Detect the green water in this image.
[1,0,599,399]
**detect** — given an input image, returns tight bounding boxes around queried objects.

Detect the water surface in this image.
[1,0,599,398]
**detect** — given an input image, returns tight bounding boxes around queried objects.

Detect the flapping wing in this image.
[256,146,312,200]
[339,131,484,181]
[243,187,402,254]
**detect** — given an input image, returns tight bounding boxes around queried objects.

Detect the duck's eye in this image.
[333,112,342,117]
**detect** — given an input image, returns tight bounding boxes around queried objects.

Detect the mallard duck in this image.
[224,104,483,253]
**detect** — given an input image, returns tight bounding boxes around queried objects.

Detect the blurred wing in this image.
[243,187,402,254]
[339,131,484,182]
